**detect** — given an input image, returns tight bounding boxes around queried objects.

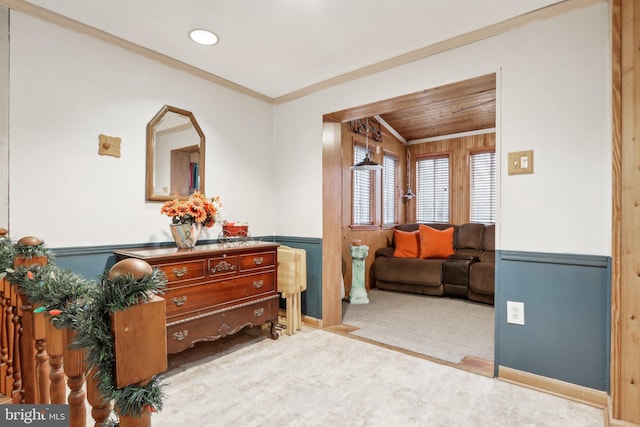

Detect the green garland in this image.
[13,265,95,330]
[4,237,168,425]
[14,240,55,263]
[0,234,16,280]
[72,269,167,424]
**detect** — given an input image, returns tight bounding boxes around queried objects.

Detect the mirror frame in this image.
[146,105,206,201]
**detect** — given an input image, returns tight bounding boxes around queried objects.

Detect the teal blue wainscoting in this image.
[495,250,611,392]
[52,241,186,281]
[53,236,324,320]
[52,236,276,282]
[274,236,323,320]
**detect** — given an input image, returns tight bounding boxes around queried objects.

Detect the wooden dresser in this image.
[114,241,279,354]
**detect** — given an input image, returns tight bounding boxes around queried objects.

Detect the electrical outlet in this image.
[506,301,525,325]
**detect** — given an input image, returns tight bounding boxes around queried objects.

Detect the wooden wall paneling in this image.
[409,133,496,225]
[617,0,640,423]
[341,120,405,297]
[610,0,622,420]
[322,122,343,327]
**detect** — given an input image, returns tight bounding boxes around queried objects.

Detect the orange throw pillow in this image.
[419,225,454,259]
[393,229,420,258]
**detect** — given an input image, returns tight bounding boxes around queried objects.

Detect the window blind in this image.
[382,154,397,225]
[353,144,374,225]
[469,151,496,223]
[416,156,449,223]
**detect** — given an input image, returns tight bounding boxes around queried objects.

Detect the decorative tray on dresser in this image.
[114,241,279,354]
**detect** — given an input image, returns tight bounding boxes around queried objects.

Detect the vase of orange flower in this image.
[160,192,224,249]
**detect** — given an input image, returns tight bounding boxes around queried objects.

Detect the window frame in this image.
[415,152,451,224]
[381,149,400,228]
[351,138,378,230]
[468,148,497,224]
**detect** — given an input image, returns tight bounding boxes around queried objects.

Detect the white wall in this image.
[274,3,611,256]
[8,4,611,256]
[9,12,276,247]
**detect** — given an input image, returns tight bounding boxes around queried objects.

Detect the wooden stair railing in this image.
[1,233,167,426]
[0,234,111,426]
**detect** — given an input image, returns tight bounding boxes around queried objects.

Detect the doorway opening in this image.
[322,72,498,376]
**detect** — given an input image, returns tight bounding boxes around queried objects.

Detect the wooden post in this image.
[45,321,65,404]
[62,328,86,427]
[13,235,49,403]
[86,367,111,427]
[16,288,36,402]
[1,275,8,396]
[11,306,21,403]
[33,305,50,404]
[119,412,151,427]
[3,276,15,398]
[109,258,167,427]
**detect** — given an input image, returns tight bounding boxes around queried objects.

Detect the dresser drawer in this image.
[165,271,275,318]
[239,251,275,271]
[166,296,279,354]
[156,260,205,284]
[208,255,239,278]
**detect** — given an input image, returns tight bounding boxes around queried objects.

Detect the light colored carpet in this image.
[148,327,603,427]
[342,289,494,364]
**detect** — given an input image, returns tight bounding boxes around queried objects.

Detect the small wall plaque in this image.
[98,134,121,157]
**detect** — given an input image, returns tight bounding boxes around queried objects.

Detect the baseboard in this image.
[278,309,322,329]
[498,366,608,408]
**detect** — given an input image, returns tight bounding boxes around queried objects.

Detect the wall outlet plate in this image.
[507,301,525,325]
[508,150,533,175]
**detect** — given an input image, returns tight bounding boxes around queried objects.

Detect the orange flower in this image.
[161,193,224,227]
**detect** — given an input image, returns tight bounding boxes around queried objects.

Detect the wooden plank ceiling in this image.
[325,73,496,142]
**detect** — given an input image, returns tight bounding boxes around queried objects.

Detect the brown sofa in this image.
[373,223,495,304]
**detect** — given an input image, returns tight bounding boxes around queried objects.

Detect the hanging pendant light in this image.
[403,148,416,200]
[351,118,383,171]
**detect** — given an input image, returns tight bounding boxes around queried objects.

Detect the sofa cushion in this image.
[456,223,485,250]
[395,223,420,233]
[392,229,419,258]
[469,262,495,295]
[483,224,495,251]
[374,257,444,286]
[418,225,454,259]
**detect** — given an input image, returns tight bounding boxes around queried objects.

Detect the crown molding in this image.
[273,0,605,104]
[0,0,273,104]
[1,0,605,105]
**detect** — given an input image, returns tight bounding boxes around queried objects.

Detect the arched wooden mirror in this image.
[146,105,205,201]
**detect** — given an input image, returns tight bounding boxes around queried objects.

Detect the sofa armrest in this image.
[375,247,395,259]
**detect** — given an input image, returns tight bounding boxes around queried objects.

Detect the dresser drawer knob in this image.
[173,330,189,341]
[253,280,264,288]
[254,308,264,317]
[173,296,188,306]
[173,267,188,278]
[253,257,264,265]
[212,260,235,273]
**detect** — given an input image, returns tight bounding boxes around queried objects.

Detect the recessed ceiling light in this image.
[189,29,219,46]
